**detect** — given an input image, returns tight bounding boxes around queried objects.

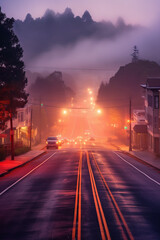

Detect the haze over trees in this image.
[29,71,75,138]
[97,59,160,105]
[29,71,74,105]
[97,59,160,127]
[0,8,28,130]
[13,8,137,62]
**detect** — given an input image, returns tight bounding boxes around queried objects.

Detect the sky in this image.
[1,0,160,89]
[0,0,160,26]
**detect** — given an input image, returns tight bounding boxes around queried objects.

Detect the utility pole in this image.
[10,94,14,160]
[29,106,32,149]
[39,97,42,143]
[129,98,132,151]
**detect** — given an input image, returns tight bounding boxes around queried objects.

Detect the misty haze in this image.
[0,2,160,240]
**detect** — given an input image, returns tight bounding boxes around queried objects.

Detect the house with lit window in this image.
[132,110,147,150]
[16,104,40,146]
[141,78,160,154]
[0,104,39,147]
[16,105,32,146]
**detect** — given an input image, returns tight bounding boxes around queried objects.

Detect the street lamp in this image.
[62,109,67,115]
[97,109,102,114]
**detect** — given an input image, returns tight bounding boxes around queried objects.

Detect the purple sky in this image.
[0,0,159,26]
[1,0,160,84]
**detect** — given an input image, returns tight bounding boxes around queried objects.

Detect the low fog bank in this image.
[31,24,160,78]
[14,8,136,62]
[14,8,160,90]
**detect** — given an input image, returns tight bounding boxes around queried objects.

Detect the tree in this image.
[0,8,28,130]
[82,10,93,23]
[131,45,139,62]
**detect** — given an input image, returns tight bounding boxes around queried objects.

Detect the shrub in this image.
[14,146,30,156]
[0,147,7,161]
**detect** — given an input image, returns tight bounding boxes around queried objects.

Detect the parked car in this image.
[89,137,95,141]
[46,136,60,149]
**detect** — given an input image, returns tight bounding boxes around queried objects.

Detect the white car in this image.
[46,136,59,149]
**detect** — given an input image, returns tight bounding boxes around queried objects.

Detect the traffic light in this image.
[124,126,128,130]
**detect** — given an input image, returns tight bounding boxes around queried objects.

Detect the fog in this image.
[13,8,160,90]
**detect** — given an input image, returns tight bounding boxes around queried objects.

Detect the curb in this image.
[0,150,46,177]
[120,150,160,172]
[111,143,160,172]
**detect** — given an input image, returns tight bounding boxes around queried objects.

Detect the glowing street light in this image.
[62,109,67,115]
[97,109,102,114]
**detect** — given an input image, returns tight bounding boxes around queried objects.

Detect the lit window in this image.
[148,95,152,107]
[154,96,159,109]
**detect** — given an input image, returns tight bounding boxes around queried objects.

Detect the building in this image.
[133,110,146,124]
[141,78,160,154]
[16,105,32,146]
[132,110,147,150]
[0,104,40,148]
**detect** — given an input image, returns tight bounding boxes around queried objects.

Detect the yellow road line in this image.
[72,151,82,240]
[78,152,82,240]
[86,151,111,240]
[92,152,134,240]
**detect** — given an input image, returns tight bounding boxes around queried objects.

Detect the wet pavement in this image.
[0,143,160,240]
[0,144,45,176]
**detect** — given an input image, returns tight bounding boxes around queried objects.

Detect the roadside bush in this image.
[14,146,30,156]
[0,147,7,161]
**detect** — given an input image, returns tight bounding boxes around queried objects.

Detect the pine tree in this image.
[131,45,139,62]
[0,8,28,130]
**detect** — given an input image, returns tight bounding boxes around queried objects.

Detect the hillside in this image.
[97,60,160,108]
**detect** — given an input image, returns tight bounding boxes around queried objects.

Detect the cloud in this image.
[13,8,137,65]
[13,7,160,90]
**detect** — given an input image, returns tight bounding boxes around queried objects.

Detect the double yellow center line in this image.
[92,152,134,240]
[72,151,112,240]
[72,151,82,240]
[72,151,133,240]
[86,151,111,240]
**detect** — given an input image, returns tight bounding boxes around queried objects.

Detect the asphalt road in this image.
[0,143,160,240]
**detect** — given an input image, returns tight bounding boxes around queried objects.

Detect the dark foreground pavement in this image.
[0,144,160,240]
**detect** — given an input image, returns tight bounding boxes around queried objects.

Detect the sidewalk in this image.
[0,144,46,176]
[112,142,160,170]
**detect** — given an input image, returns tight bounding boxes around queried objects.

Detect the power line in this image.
[28,102,131,110]
[25,66,115,72]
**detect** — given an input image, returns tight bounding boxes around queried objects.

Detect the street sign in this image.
[10,130,14,135]
[0,100,10,104]
[0,134,7,138]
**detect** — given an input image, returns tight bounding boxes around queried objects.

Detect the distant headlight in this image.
[56,141,59,144]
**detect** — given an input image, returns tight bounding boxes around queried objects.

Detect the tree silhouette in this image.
[131,45,139,62]
[0,8,28,130]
